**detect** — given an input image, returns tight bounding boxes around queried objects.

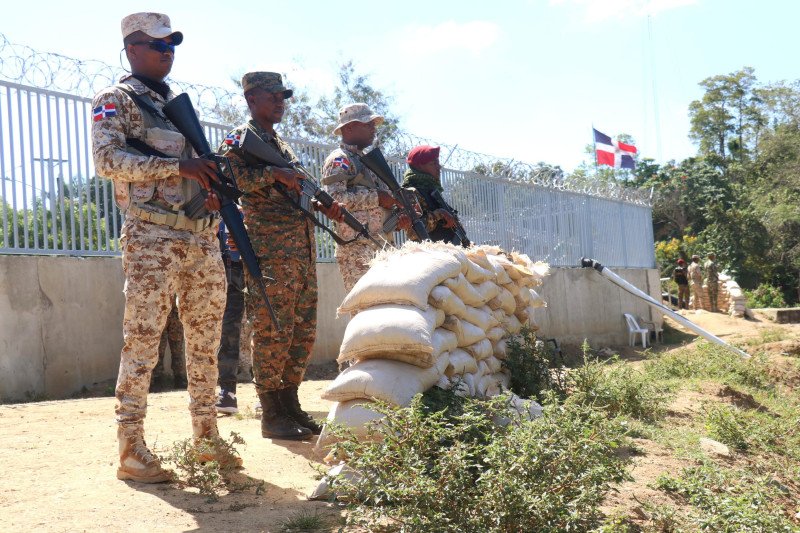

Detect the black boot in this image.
[279,386,323,435]
[258,391,312,440]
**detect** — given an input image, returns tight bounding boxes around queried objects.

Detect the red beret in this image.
[407,145,440,167]
[677,259,685,265]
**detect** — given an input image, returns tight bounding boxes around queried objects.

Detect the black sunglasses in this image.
[131,40,176,54]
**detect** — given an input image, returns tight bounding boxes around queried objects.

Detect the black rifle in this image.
[162,93,279,328]
[428,189,471,247]
[237,129,385,249]
[382,187,471,247]
[359,147,430,240]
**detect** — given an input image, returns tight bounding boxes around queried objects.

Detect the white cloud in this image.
[399,21,501,56]
[549,0,696,22]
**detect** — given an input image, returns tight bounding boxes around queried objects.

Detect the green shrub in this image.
[504,326,567,401]
[704,403,750,451]
[745,283,788,308]
[162,432,247,500]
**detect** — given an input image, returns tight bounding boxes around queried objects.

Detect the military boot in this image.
[279,386,323,435]
[258,391,313,440]
[191,418,243,469]
[116,426,172,483]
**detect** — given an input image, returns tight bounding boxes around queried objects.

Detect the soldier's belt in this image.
[127,205,216,232]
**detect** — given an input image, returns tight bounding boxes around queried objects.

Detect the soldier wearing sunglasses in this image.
[91,12,239,484]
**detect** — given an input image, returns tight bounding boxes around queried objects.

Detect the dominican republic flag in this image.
[224,133,241,147]
[92,103,116,122]
[593,128,636,169]
[332,156,350,170]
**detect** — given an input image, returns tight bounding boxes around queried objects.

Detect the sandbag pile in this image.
[316,241,549,449]
[720,274,747,318]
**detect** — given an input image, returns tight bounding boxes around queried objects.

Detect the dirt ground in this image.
[1,310,797,532]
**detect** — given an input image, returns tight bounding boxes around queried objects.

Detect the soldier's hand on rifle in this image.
[272,168,303,194]
[314,200,345,222]
[377,190,399,210]
[179,158,219,191]
[205,191,221,212]
[435,208,457,229]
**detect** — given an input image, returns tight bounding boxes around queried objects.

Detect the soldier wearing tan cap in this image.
[92,12,239,484]
[321,103,408,292]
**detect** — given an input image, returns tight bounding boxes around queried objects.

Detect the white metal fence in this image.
[0,79,654,267]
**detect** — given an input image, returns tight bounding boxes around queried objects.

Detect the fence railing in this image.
[0,79,655,268]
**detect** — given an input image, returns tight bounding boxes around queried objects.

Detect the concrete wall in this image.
[0,255,658,401]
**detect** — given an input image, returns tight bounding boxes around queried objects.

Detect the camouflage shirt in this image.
[704,260,719,283]
[218,120,315,263]
[321,143,392,241]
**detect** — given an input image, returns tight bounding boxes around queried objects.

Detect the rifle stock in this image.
[162,93,279,328]
[359,147,430,240]
[429,189,471,247]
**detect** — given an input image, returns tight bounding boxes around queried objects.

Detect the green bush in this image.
[745,283,788,308]
[504,326,566,401]
[329,394,630,532]
[704,403,750,451]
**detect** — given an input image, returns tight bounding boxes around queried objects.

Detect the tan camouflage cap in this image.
[121,13,183,45]
[241,72,293,98]
[333,103,384,135]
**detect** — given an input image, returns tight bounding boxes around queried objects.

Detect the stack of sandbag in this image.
[316,241,549,450]
[720,274,747,318]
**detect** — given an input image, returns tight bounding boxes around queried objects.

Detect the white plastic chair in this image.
[623,313,649,348]
[638,316,664,343]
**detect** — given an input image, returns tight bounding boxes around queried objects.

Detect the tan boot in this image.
[116,427,172,483]
[192,418,243,469]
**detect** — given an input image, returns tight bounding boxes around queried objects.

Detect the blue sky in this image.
[1,0,795,171]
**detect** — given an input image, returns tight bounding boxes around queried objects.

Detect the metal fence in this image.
[0,79,655,268]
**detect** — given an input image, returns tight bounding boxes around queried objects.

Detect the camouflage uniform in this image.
[217,120,317,395]
[153,297,186,387]
[92,74,226,440]
[688,260,704,310]
[321,143,394,293]
[704,257,720,312]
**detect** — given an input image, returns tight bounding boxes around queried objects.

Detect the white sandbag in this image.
[485,355,503,374]
[502,313,523,334]
[436,375,452,389]
[504,281,521,297]
[511,395,544,419]
[465,248,494,270]
[459,305,493,331]
[428,285,467,317]
[493,339,508,359]
[457,320,488,347]
[515,307,530,324]
[338,249,462,314]
[496,370,511,389]
[309,462,363,500]
[323,355,449,405]
[529,288,547,308]
[440,314,464,337]
[515,287,532,308]
[464,258,495,284]
[519,261,550,287]
[477,374,501,397]
[432,328,459,355]
[314,399,384,453]
[474,280,502,303]
[491,308,506,324]
[443,273,486,306]
[485,254,513,285]
[461,373,477,397]
[480,305,500,327]
[489,287,516,315]
[487,326,505,342]
[475,360,489,381]
[337,305,438,368]
[445,348,479,376]
[464,338,493,360]
[434,308,446,327]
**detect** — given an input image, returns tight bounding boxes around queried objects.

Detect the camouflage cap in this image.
[333,103,384,135]
[691,254,700,260]
[121,13,183,45]
[241,72,293,98]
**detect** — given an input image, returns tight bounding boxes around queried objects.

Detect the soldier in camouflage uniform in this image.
[217,72,344,440]
[151,297,187,391]
[321,103,408,293]
[92,12,238,484]
[688,255,704,310]
[704,252,720,312]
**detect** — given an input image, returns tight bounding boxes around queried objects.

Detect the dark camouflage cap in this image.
[241,72,293,98]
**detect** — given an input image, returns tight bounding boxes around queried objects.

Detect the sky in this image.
[1,0,797,172]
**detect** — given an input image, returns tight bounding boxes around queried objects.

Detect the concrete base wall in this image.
[0,255,658,401]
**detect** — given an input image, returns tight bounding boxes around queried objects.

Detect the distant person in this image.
[402,145,459,244]
[688,254,704,310]
[704,252,720,312]
[151,297,186,392]
[673,259,689,310]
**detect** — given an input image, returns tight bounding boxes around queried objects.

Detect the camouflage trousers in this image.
[691,281,704,310]
[217,258,245,390]
[335,240,381,294]
[116,218,225,433]
[707,282,719,312]
[154,298,185,380]
[247,256,317,394]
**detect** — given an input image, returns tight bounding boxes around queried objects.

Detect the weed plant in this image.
[504,326,567,401]
[703,403,750,451]
[163,432,247,501]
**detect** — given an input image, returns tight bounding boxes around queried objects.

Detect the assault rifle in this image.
[428,189,471,247]
[163,93,279,328]
[382,187,471,247]
[359,147,430,240]
[237,129,385,249]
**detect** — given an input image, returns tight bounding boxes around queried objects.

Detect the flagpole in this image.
[591,123,598,178]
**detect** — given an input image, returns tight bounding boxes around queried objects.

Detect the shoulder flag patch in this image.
[332,156,350,170]
[92,104,117,122]
[224,133,241,147]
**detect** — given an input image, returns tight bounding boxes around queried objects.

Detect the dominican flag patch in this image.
[224,133,241,147]
[593,128,637,169]
[332,156,350,170]
[92,104,117,122]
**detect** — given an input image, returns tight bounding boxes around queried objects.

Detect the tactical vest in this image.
[115,83,200,215]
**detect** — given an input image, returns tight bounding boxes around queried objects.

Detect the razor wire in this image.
[0,32,650,206]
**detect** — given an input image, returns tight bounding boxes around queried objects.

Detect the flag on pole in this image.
[593,128,637,169]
